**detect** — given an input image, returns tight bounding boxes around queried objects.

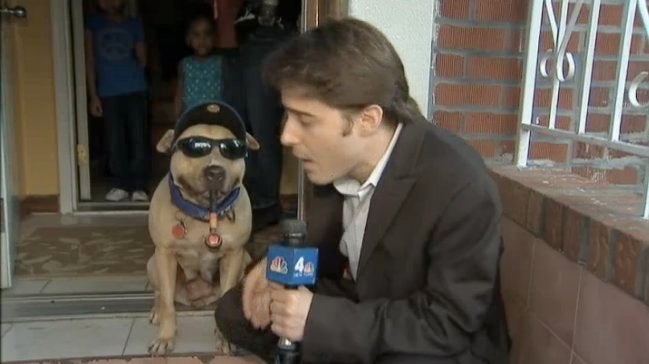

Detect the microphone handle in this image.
[275,285,300,364]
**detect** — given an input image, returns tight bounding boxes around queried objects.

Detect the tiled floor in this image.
[1,312,263,363]
[1,212,288,362]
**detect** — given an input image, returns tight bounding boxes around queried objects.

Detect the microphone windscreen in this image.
[282,219,307,237]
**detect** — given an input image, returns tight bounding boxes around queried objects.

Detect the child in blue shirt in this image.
[85,0,150,202]
[174,15,225,118]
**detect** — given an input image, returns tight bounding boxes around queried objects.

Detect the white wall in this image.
[349,0,435,119]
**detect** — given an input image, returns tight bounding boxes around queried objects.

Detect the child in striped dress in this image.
[174,15,224,118]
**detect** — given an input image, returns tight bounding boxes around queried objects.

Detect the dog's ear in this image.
[245,133,260,151]
[156,130,175,153]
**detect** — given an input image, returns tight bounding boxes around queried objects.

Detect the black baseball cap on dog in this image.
[173,101,247,142]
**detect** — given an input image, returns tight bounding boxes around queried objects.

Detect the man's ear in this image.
[359,104,384,134]
[156,130,175,153]
[246,133,260,151]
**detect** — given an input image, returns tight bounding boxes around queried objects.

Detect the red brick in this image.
[465,113,518,135]
[497,177,530,226]
[534,88,573,109]
[500,140,517,155]
[573,142,605,159]
[572,2,590,24]
[588,87,610,107]
[539,31,581,53]
[555,116,572,131]
[433,111,463,133]
[586,113,610,133]
[613,232,648,297]
[474,0,527,22]
[607,167,639,185]
[435,54,464,78]
[435,84,501,107]
[529,142,569,162]
[588,220,614,281]
[542,197,565,250]
[592,61,617,81]
[507,29,523,52]
[502,86,521,109]
[467,140,498,157]
[466,56,522,80]
[526,189,544,236]
[562,207,587,262]
[621,114,647,134]
[599,4,623,26]
[595,33,620,55]
[439,0,470,19]
[438,25,507,50]
[628,61,649,81]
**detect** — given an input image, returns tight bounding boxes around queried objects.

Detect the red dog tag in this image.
[172,223,186,239]
[205,233,222,249]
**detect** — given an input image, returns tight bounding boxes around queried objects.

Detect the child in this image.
[85,0,150,202]
[174,15,225,118]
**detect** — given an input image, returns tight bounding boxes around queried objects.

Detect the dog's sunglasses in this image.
[173,137,247,159]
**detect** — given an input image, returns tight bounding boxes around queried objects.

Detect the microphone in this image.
[266,219,318,364]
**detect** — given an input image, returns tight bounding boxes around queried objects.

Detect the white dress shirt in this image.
[332,123,403,279]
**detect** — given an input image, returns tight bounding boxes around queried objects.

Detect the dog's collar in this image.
[168,174,240,222]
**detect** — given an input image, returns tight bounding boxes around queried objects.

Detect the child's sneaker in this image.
[105,188,129,202]
[131,190,149,202]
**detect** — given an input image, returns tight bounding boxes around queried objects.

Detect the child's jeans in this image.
[101,91,149,191]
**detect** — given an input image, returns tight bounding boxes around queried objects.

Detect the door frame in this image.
[1,1,22,288]
[51,0,77,214]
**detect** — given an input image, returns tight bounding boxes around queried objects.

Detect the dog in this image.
[146,102,259,355]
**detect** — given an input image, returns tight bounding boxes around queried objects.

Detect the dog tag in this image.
[205,233,222,249]
[172,223,186,239]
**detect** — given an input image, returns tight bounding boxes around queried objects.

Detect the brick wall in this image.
[432,0,648,186]
[432,0,528,160]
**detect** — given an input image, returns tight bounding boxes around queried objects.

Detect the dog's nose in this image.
[203,165,226,184]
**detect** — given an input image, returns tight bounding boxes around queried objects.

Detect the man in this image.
[215,18,510,363]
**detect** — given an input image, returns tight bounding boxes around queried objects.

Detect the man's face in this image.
[280,89,362,185]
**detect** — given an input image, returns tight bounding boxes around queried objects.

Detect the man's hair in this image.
[263,17,422,125]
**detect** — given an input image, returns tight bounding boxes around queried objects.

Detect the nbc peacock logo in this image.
[270,256,288,274]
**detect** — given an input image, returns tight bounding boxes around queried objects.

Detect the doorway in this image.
[72,0,210,210]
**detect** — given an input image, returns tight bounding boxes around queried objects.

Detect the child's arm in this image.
[84,29,102,117]
[174,62,184,119]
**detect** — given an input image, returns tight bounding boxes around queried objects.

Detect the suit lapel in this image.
[357,120,425,275]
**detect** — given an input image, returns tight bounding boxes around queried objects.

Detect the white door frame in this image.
[51,0,77,214]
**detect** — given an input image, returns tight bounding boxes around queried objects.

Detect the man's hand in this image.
[242,258,271,329]
[89,96,102,117]
[269,284,314,342]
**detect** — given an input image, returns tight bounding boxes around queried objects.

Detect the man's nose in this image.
[280,120,298,147]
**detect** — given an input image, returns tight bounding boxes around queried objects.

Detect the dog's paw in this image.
[215,329,234,355]
[148,336,176,355]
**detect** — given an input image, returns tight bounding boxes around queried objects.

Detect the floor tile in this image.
[0,317,133,362]
[123,314,216,356]
[2,279,50,295]
[1,323,12,338]
[42,276,149,294]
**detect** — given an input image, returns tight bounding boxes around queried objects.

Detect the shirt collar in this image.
[334,123,403,197]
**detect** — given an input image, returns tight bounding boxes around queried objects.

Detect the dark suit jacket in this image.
[300,116,510,363]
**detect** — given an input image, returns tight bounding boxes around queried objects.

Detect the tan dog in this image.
[147,105,259,355]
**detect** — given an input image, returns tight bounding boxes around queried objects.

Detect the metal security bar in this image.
[516,0,649,218]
